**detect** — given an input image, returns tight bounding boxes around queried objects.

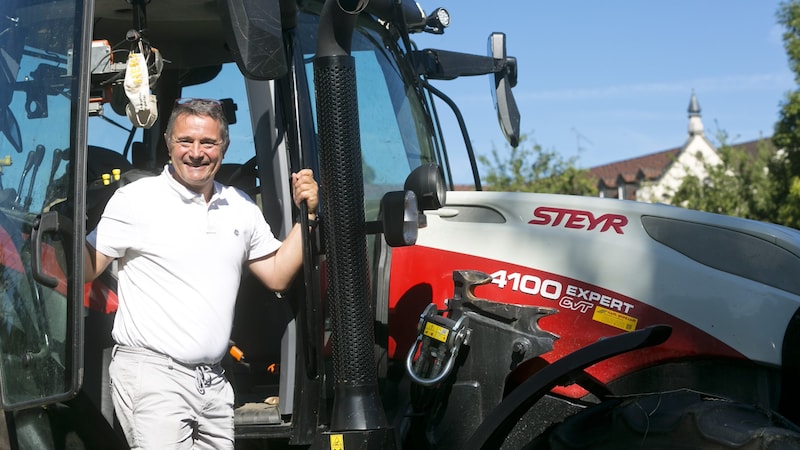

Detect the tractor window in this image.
[0,0,85,410]
[89,63,254,167]
[298,13,436,221]
[86,63,257,212]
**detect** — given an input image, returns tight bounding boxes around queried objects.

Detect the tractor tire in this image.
[525,389,800,449]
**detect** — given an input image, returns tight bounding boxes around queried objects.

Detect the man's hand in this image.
[291,169,319,217]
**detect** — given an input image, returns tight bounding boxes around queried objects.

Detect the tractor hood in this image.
[403,190,800,369]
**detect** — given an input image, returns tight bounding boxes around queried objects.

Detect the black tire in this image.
[526,389,800,449]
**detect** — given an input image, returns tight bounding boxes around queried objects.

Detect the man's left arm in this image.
[248,169,318,292]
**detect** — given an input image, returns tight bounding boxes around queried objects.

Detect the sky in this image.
[411,1,796,178]
[86,1,797,185]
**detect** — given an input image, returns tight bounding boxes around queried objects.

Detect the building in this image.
[588,92,769,203]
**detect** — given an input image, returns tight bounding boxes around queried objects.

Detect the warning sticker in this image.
[592,306,638,331]
[423,322,450,343]
[330,434,344,450]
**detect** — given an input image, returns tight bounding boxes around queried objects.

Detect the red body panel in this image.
[389,245,744,397]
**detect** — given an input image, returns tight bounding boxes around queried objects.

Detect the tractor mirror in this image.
[488,32,520,148]
[217,0,287,80]
[381,190,419,247]
[404,163,445,211]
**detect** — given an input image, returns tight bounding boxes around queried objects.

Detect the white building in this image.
[588,92,767,203]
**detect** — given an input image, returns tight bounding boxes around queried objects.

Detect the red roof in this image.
[588,147,681,188]
[587,138,773,189]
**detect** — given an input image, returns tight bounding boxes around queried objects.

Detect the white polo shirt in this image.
[87,166,282,364]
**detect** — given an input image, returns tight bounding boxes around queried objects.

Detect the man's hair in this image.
[165,99,230,148]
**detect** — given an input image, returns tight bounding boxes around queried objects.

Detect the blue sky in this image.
[87,1,796,185]
[412,1,795,175]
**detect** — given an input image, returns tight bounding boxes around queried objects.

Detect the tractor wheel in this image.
[525,389,800,449]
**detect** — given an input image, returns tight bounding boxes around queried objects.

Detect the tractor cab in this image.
[0,0,519,447]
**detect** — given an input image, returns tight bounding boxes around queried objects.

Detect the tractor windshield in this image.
[0,0,85,410]
[295,10,441,220]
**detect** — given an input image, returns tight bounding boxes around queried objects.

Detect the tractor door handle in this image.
[31,211,71,288]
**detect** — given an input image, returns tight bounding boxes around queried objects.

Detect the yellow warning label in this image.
[592,306,638,331]
[423,322,450,343]
[330,434,344,450]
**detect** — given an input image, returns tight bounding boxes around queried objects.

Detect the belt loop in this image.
[167,356,174,370]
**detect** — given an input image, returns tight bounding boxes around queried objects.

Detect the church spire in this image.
[688,90,704,137]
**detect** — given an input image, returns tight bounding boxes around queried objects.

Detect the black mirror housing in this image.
[381,190,418,247]
[404,163,445,211]
[217,0,287,80]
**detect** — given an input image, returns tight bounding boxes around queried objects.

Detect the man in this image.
[84,98,318,449]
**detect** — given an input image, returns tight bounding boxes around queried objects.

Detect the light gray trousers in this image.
[109,345,234,450]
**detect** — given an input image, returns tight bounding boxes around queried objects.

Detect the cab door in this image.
[0,0,90,414]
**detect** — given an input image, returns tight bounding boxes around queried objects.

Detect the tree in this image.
[772,149,800,228]
[772,1,800,227]
[478,134,597,195]
[670,132,775,220]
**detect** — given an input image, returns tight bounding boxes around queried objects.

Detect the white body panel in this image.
[417,191,800,366]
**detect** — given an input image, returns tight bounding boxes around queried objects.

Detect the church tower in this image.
[688,90,704,137]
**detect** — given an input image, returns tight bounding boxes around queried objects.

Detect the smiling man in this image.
[165,102,230,201]
[83,98,318,449]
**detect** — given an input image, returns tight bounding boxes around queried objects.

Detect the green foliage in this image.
[778,1,800,85]
[671,134,775,220]
[775,173,800,228]
[771,0,800,227]
[477,134,597,195]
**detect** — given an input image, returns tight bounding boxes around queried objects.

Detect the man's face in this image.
[166,113,226,198]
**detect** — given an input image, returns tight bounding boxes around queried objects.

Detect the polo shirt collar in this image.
[162,164,222,204]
